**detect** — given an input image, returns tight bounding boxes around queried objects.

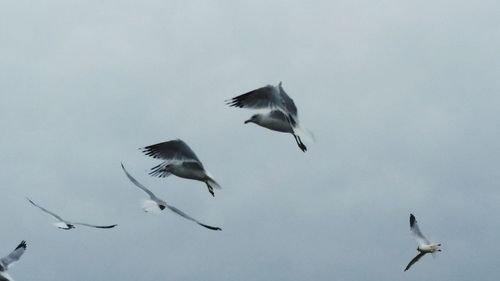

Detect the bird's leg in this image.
[293,135,307,152]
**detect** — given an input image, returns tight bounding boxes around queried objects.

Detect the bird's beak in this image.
[244,119,251,124]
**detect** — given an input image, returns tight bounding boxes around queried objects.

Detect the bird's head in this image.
[244,114,260,124]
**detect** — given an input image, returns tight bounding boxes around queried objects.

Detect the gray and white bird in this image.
[141,139,221,197]
[27,198,117,230]
[121,163,221,231]
[226,82,314,152]
[404,214,442,271]
[0,241,26,281]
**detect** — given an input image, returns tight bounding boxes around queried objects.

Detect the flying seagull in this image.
[121,163,221,231]
[141,139,221,197]
[0,240,26,281]
[226,82,314,152]
[404,214,442,271]
[27,198,117,230]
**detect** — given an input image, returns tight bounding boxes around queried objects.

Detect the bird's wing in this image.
[267,110,290,122]
[141,139,201,163]
[278,84,298,117]
[165,204,221,231]
[72,223,117,229]
[410,214,430,245]
[0,241,26,269]
[120,163,157,199]
[181,161,205,171]
[27,198,65,222]
[226,85,285,111]
[404,252,426,271]
[0,272,12,281]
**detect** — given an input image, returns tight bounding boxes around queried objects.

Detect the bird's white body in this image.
[251,113,294,133]
[418,243,441,253]
[141,199,163,214]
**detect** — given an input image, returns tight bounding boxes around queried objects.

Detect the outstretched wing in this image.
[410,214,430,246]
[278,83,298,117]
[141,139,201,163]
[72,223,117,229]
[0,241,26,269]
[226,84,282,110]
[404,252,426,271]
[0,273,12,281]
[121,163,157,200]
[27,198,64,222]
[166,204,221,231]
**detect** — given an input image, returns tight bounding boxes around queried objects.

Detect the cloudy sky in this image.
[1,0,499,280]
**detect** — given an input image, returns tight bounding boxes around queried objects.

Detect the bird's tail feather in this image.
[293,123,315,143]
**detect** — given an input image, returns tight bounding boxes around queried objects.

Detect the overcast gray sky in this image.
[1,0,500,280]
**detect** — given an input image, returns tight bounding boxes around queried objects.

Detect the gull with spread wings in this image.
[0,241,26,281]
[121,163,221,231]
[404,214,442,271]
[141,139,221,197]
[27,198,117,230]
[226,82,314,152]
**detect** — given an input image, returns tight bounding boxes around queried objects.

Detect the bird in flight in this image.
[27,198,117,230]
[226,82,314,152]
[141,139,221,197]
[0,240,27,281]
[404,214,442,271]
[121,163,221,231]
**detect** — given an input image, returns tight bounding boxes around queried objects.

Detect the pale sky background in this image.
[1,0,499,280]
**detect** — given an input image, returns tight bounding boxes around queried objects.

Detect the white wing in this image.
[166,204,221,231]
[121,163,157,200]
[410,214,430,245]
[0,241,26,270]
[27,198,65,222]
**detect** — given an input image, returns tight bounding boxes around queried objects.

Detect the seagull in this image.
[404,214,442,271]
[121,163,221,231]
[141,139,221,197]
[226,82,314,152]
[0,241,26,281]
[27,198,117,230]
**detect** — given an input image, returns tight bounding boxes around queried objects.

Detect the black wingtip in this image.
[16,240,27,250]
[410,214,416,226]
[199,223,222,231]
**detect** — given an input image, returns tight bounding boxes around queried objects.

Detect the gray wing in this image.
[27,198,64,222]
[278,83,298,117]
[0,273,11,281]
[226,84,284,110]
[166,204,221,231]
[268,110,290,122]
[410,214,430,245]
[72,222,117,229]
[404,252,426,271]
[0,241,26,269]
[121,163,157,200]
[141,139,201,163]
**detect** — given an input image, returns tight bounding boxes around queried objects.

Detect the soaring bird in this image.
[27,198,117,230]
[226,82,314,152]
[141,139,221,197]
[0,241,27,281]
[121,163,221,231]
[404,214,442,271]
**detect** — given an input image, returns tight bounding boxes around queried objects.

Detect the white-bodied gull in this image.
[141,139,221,197]
[121,163,221,231]
[27,198,117,230]
[0,241,26,281]
[226,82,314,152]
[404,214,442,271]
